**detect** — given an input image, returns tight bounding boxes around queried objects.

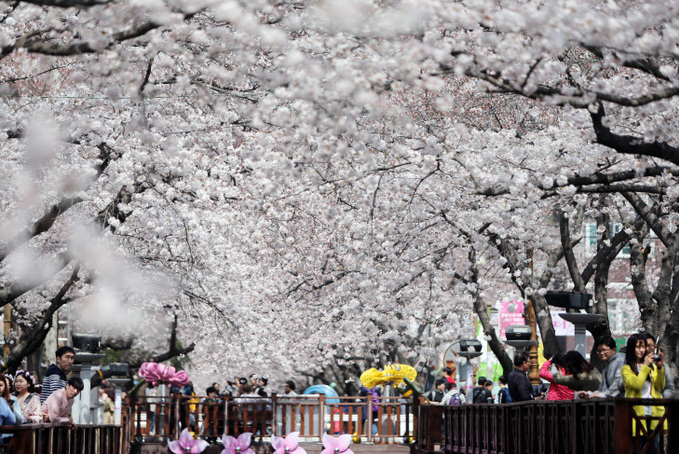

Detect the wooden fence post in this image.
[614,399,633,454]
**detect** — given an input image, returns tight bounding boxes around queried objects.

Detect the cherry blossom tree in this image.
[1,0,678,390]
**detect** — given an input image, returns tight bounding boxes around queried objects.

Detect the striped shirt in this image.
[40,364,67,404]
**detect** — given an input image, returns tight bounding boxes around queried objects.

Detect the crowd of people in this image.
[423,332,675,408]
[183,375,299,401]
[0,346,84,432]
[161,375,299,439]
[1,330,675,442]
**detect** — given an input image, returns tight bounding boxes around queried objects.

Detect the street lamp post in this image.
[71,333,104,424]
[545,291,601,357]
[451,339,483,404]
[505,325,538,360]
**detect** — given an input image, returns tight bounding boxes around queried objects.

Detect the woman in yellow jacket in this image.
[621,333,666,448]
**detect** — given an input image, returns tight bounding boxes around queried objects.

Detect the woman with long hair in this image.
[539,353,575,400]
[13,370,42,423]
[0,373,22,425]
[552,350,601,391]
[621,333,666,448]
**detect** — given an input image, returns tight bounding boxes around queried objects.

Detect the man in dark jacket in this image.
[472,377,493,403]
[508,351,535,402]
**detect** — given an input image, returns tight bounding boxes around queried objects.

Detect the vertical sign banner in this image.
[499,300,526,340]
[551,311,575,336]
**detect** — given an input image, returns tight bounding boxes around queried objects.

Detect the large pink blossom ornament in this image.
[321,433,354,454]
[271,432,307,454]
[138,362,190,387]
[221,432,255,454]
[168,428,209,453]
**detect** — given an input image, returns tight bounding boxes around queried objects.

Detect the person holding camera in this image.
[621,333,666,446]
[640,332,675,398]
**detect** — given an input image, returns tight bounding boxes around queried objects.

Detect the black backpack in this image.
[472,387,485,403]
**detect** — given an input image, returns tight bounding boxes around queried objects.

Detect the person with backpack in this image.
[497,376,512,404]
[425,379,446,403]
[472,377,493,404]
[442,381,462,405]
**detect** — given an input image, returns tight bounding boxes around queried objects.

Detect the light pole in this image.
[451,339,483,404]
[505,325,536,351]
[545,291,602,357]
[71,333,105,424]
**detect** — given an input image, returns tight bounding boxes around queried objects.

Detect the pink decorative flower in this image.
[168,428,209,453]
[221,432,255,454]
[271,432,307,454]
[138,362,190,387]
[321,433,354,454]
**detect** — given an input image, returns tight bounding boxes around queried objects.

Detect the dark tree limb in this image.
[620,191,674,247]
[583,45,672,83]
[581,226,629,284]
[465,248,513,375]
[0,143,117,262]
[559,209,585,292]
[128,314,195,369]
[6,11,200,57]
[0,250,74,308]
[0,265,80,372]
[94,180,149,231]
[19,0,109,7]
[591,103,679,166]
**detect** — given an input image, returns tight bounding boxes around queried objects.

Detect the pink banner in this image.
[498,300,526,340]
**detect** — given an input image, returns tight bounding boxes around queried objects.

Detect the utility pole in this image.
[3,304,10,356]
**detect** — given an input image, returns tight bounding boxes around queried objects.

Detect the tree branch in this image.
[0,142,117,262]
[0,250,74,308]
[620,191,673,247]
[128,314,195,369]
[559,209,585,292]
[1,265,80,372]
[591,103,679,166]
[19,0,109,7]
[8,11,199,57]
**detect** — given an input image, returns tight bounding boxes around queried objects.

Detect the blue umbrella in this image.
[303,384,340,403]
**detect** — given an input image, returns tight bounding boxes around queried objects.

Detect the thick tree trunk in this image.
[531,294,560,358]
[472,292,514,376]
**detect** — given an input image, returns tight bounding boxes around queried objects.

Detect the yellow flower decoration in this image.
[359,364,417,389]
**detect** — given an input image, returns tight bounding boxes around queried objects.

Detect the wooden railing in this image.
[0,424,121,454]
[123,393,414,445]
[413,398,679,454]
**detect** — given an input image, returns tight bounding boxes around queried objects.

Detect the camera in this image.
[653,348,661,362]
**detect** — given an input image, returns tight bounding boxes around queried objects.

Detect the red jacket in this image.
[539,360,575,400]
